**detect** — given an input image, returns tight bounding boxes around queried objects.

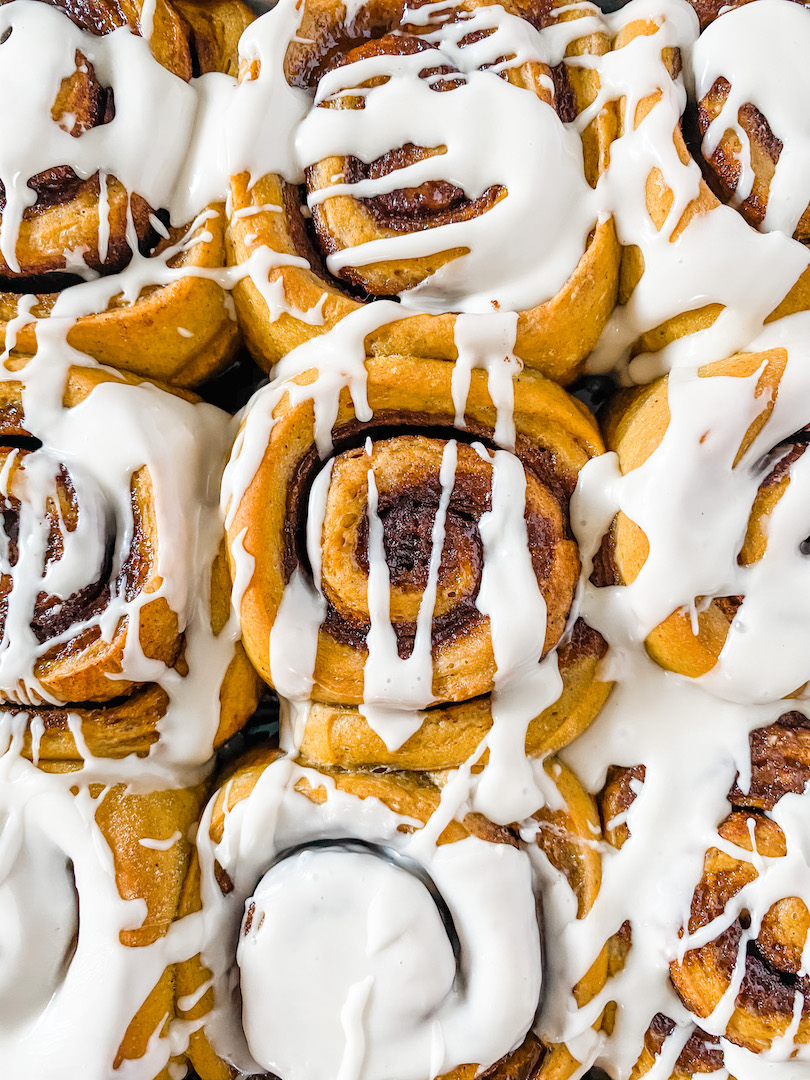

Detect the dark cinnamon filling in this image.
[565,616,607,666]
[0,683,168,725]
[477,1032,546,1079]
[681,56,810,243]
[342,145,504,233]
[284,417,580,660]
[0,167,86,214]
[32,0,130,36]
[737,940,810,1019]
[590,529,619,588]
[728,711,810,811]
[599,762,646,845]
[760,431,810,489]
[323,468,487,658]
[288,15,574,281]
[646,1014,724,1073]
[284,412,576,586]
[354,475,486,591]
[684,75,783,230]
[703,918,743,985]
[285,13,398,90]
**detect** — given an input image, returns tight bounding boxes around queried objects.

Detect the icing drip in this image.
[0,1,196,269]
[358,441,457,745]
[584,0,810,382]
[551,311,810,1076]
[473,447,563,823]
[224,328,590,827]
[0,752,208,1079]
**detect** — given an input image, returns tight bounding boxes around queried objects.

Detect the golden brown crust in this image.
[611,3,810,359]
[92,778,208,1079]
[0,364,262,756]
[531,759,610,1077]
[298,625,611,770]
[670,812,810,1053]
[0,367,184,704]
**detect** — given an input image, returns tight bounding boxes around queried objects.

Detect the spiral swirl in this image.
[0,369,183,705]
[688,0,810,245]
[0,356,261,764]
[610,0,810,363]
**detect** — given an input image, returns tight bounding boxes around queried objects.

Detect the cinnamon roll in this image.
[0,752,207,1079]
[0,351,260,766]
[223,350,611,795]
[598,343,810,703]
[596,765,726,1080]
[687,0,810,246]
[594,0,810,378]
[598,706,810,1076]
[528,758,613,1080]
[0,0,252,387]
[226,0,618,384]
[177,748,605,1080]
[670,710,810,1058]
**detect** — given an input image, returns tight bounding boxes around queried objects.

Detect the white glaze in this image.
[0,750,210,1080]
[194,755,542,1080]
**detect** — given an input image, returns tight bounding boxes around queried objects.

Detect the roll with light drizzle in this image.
[223,350,611,801]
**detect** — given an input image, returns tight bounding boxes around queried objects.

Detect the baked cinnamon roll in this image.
[0,0,252,387]
[597,0,810,376]
[670,710,810,1058]
[223,351,611,797]
[600,706,810,1076]
[0,351,260,766]
[227,0,618,383]
[0,752,207,1079]
[598,343,810,702]
[687,0,810,245]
